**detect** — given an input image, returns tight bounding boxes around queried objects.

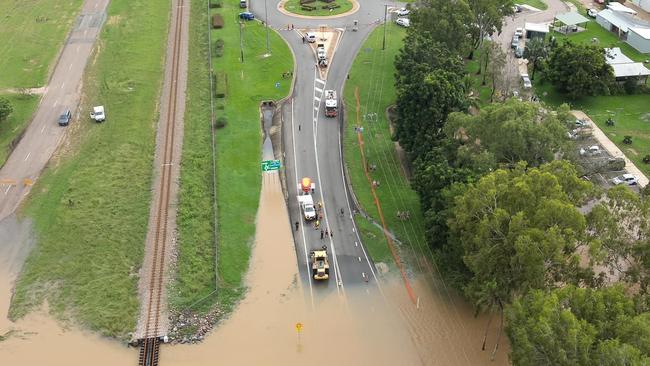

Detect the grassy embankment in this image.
[0,94,39,167]
[343,23,431,271]
[283,0,353,17]
[532,17,650,177]
[10,0,170,339]
[171,1,292,313]
[0,0,82,167]
[517,0,548,11]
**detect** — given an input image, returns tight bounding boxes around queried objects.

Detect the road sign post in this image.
[295,322,303,345]
[261,159,281,172]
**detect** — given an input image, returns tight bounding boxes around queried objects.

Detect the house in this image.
[604,47,650,85]
[524,22,550,40]
[628,27,650,53]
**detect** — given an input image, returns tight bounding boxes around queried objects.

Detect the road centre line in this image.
[24,152,31,161]
[291,99,315,309]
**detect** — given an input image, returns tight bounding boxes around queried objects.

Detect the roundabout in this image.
[277,0,359,18]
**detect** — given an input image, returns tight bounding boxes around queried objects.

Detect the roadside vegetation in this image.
[10,0,170,339]
[0,94,39,167]
[516,0,547,10]
[283,0,353,17]
[0,0,83,89]
[171,0,292,317]
[356,0,650,361]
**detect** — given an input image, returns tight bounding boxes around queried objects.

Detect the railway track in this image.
[138,0,185,364]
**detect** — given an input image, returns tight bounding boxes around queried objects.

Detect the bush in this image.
[322,3,339,9]
[623,135,633,145]
[212,14,224,29]
[643,155,650,164]
[301,4,315,10]
[209,0,222,8]
[624,78,640,94]
[214,38,224,57]
[300,0,316,4]
[214,72,227,98]
[215,116,227,129]
[216,99,225,110]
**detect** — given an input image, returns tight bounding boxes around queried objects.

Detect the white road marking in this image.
[315,78,325,85]
[4,185,11,195]
[41,125,47,133]
[24,152,31,161]
[314,87,323,93]
[76,45,80,53]
[312,69,344,295]
[314,96,321,102]
[60,82,65,89]
[290,98,315,309]
[314,107,319,111]
[53,100,59,107]
[69,63,73,71]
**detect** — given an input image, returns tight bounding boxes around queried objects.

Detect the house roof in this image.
[607,2,637,15]
[611,63,650,77]
[597,9,650,33]
[630,27,650,40]
[524,22,550,33]
[555,11,590,26]
[604,47,634,65]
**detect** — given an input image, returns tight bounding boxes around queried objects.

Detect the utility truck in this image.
[297,177,317,221]
[324,90,337,117]
[311,246,330,280]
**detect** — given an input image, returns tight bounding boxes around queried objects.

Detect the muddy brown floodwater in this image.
[0,172,509,365]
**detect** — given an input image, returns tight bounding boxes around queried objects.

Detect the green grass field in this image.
[10,0,170,339]
[0,94,39,167]
[343,23,431,273]
[0,0,83,89]
[170,3,292,313]
[517,0,548,10]
[283,0,353,16]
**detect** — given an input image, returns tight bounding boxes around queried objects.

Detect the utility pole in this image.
[382,5,388,50]
[239,21,244,63]
[264,0,271,54]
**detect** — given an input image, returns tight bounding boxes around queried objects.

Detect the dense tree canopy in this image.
[546,42,615,99]
[449,161,595,309]
[507,286,650,366]
[410,0,474,55]
[467,0,514,57]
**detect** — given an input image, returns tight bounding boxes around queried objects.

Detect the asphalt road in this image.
[0,0,111,221]
[249,0,404,306]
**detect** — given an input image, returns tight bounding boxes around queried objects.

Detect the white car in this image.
[396,17,410,27]
[612,174,638,186]
[396,8,410,16]
[587,8,598,18]
[521,74,532,89]
[514,27,524,38]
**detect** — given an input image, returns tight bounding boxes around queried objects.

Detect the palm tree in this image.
[524,38,547,80]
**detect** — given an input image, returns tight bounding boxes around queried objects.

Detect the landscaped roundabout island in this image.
[280,0,356,17]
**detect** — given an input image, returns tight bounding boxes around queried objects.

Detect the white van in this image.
[305,32,316,43]
[239,0,246,8]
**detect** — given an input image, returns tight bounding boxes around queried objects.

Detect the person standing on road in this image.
[320,230,324,239]
[295,221,299,231]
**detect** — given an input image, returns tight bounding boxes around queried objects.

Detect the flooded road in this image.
[0,173,509,365]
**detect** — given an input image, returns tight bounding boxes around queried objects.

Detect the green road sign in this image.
[261,159,281,172]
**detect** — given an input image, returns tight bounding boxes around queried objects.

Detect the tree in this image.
[0,97,13,122]
[507,286,650,366]
[480,41,507,101]
[467,0,515,59]
[523,37,547,80]
[546,42,615,99]
[410,0,474,56]
[444,99,570,167]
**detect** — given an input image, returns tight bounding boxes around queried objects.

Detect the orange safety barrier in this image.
[354,87,417,304]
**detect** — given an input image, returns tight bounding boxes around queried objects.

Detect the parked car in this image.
[575,119,589,128]
[239,11,254,20]
[587,8,598,18]
[514,45,524,58]
[396,8,410,16]
[521,74,532,89]
[396,17,410,27]
[58,109,71,126]
[514,27,524,38]
[612,173,638,186]
[305,32,316,43]
[239,0,246,8]
[511,35,520,49]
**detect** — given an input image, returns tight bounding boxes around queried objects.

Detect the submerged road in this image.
[249,0,403,305]
[0,0,111,221]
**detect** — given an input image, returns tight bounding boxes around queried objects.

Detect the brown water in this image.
[0,172,509,365]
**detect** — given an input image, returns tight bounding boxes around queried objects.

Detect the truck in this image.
[90,106,105,122]
[324,90,337,117]
[317,43,328,68]
[297,194,317,221]
[311,246,330,280]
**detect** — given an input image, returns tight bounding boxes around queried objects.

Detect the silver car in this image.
[521,74,532,89]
